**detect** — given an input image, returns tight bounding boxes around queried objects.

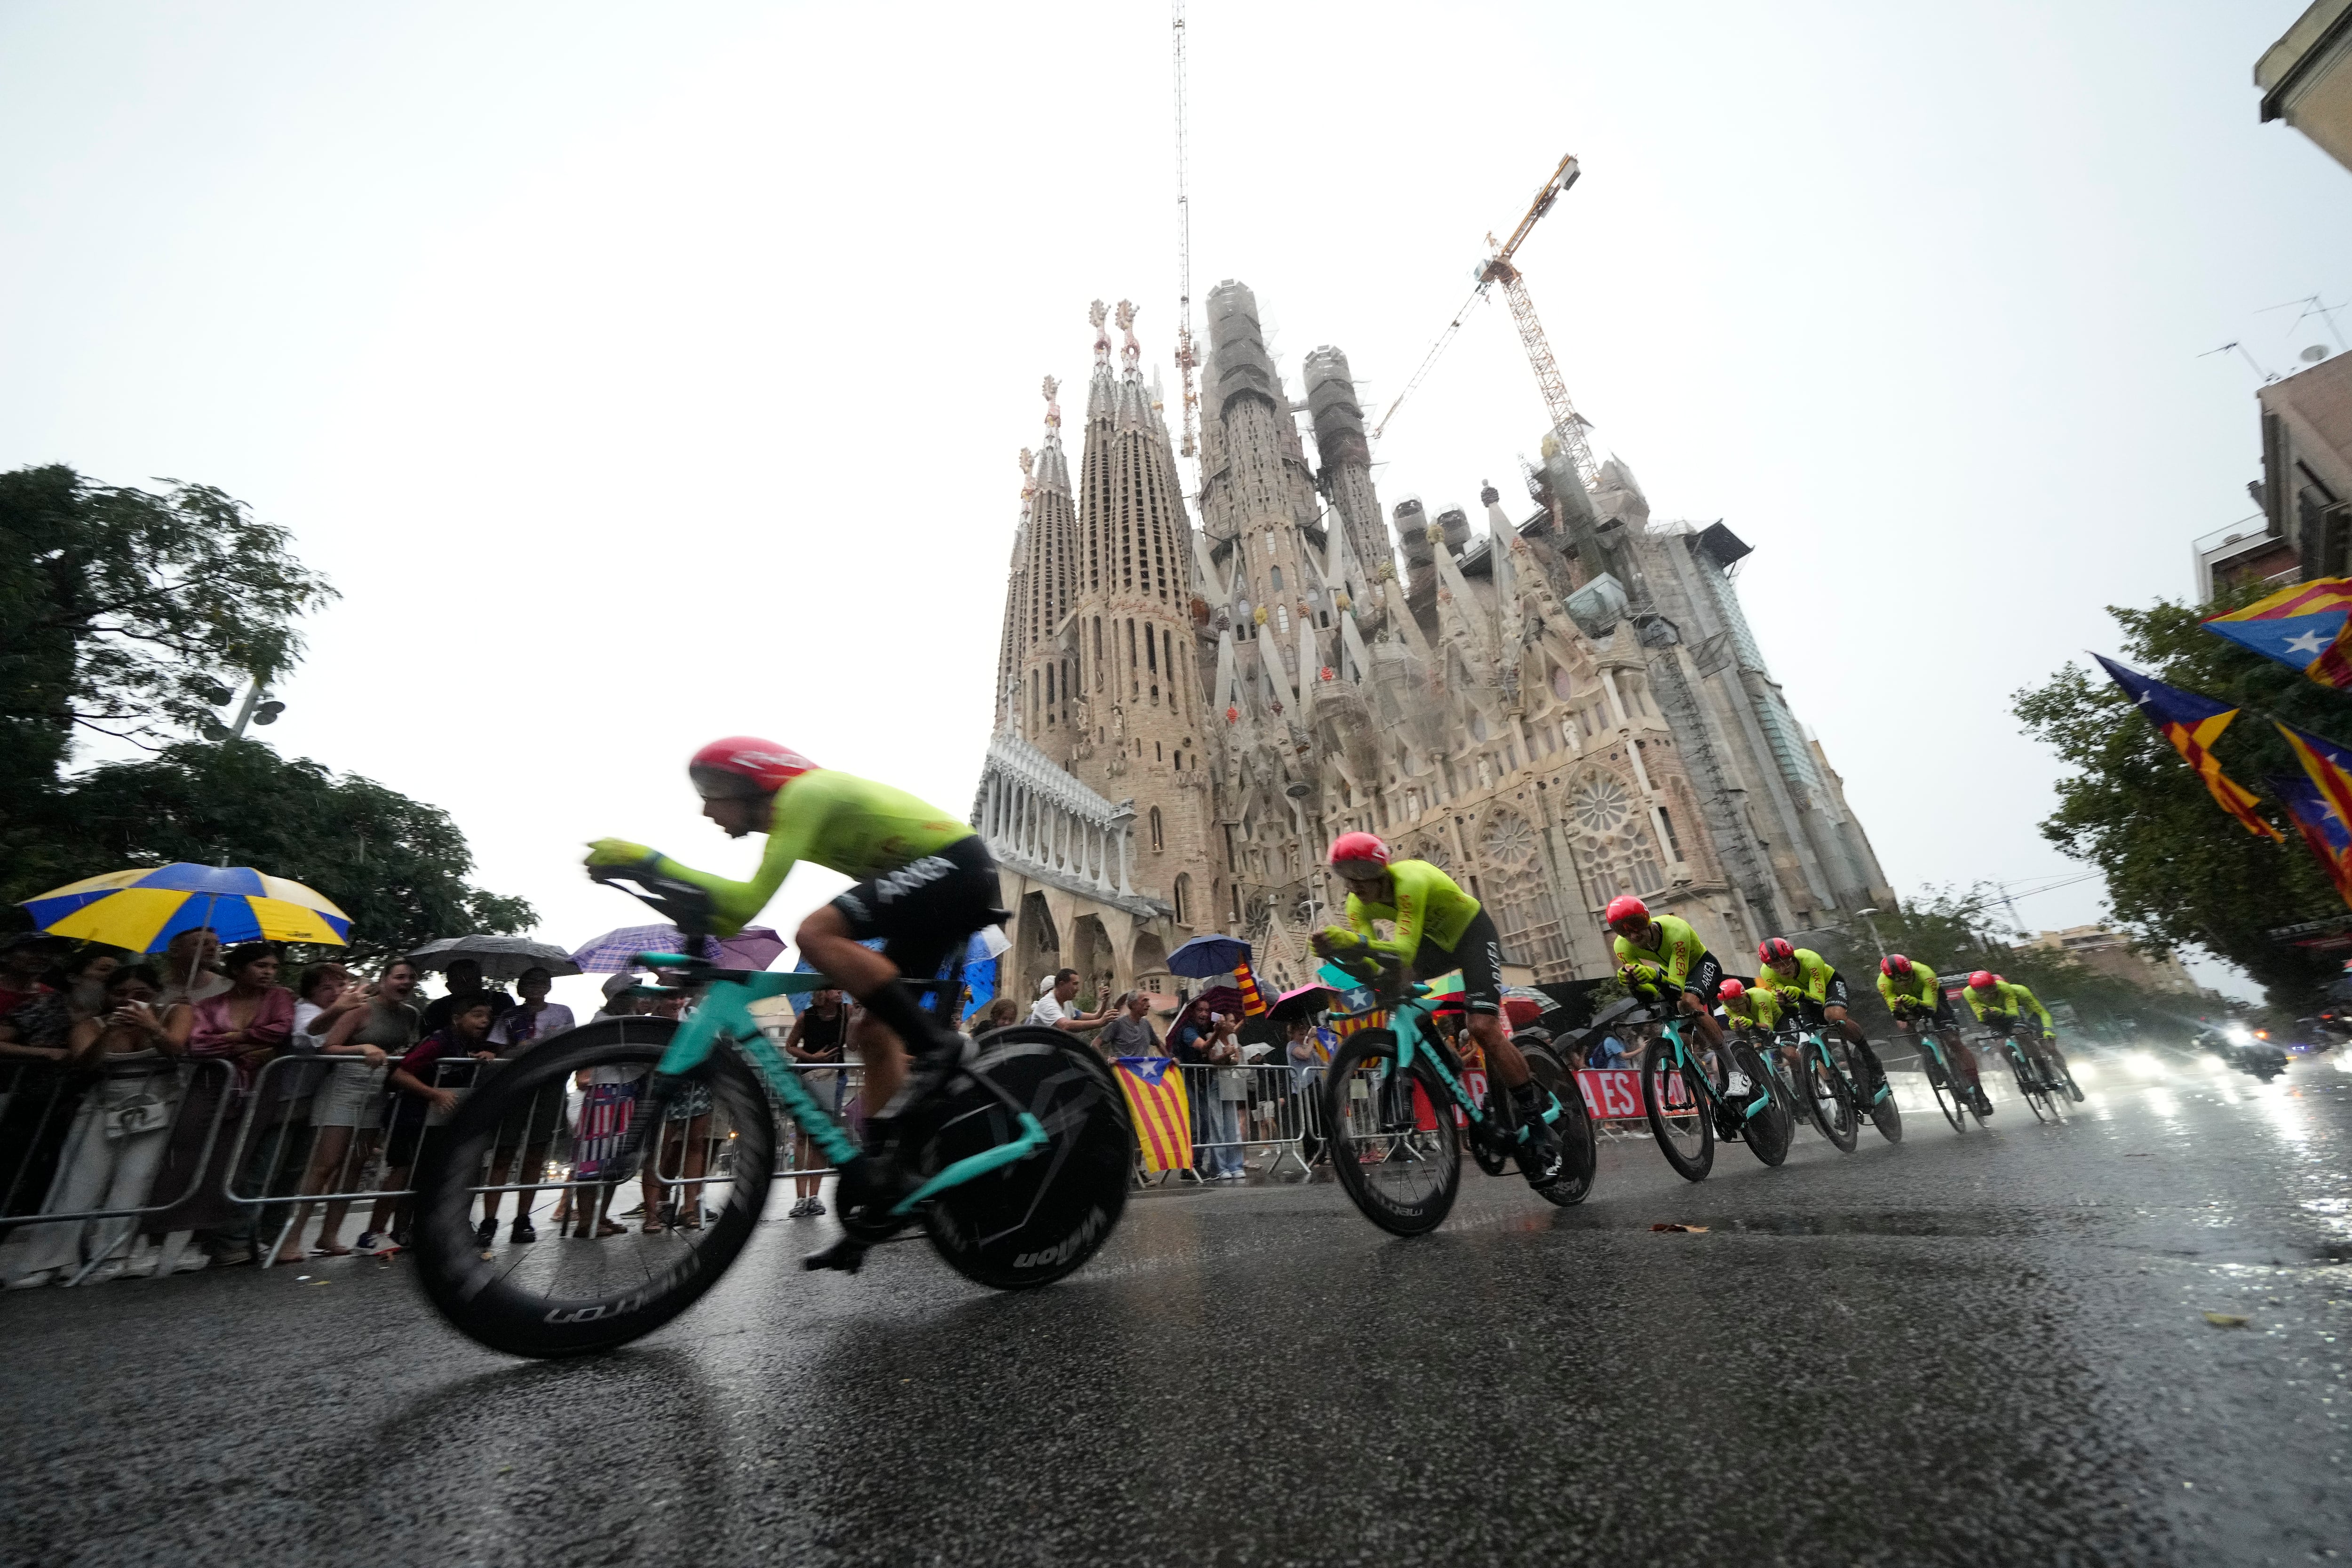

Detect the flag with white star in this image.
[2202,578,2352,687]
[2263,770,2352,908]
[2093,655,2282,842]
[2276,723,2352,891]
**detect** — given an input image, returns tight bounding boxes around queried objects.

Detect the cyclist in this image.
[1716,977,1791,1075]
[585,738,1000,1206]
[1603,896,1752,1100]
[1308,833,1563,1185]
[1963,971,2077,1100]
[1753,937,1890,1109]
[1876,954,1992,1117]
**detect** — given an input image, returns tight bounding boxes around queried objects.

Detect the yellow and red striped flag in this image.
[2094,656,2280,841]
[2277,721,2352,863]
[1232,956,1269,1018]
[1112,1056,1192,1173]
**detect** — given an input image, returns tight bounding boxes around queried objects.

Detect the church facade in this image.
[973,284,1892,1008]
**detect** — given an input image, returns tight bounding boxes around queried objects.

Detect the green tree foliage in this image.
[0,464,532,956]
[2012,595,2346,1005]
[0,465,336,808]
[7,740,534,963]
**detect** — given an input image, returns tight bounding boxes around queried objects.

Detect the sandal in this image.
[310,1244,354,1258]
[640,1219,665,1234]
[595,1220,626,1238]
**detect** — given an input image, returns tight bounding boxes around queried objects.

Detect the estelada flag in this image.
[2203,578,2352,688]
[1232,956,1269,1018]
[1112,1056,1192,1172]
[2093,655,2281,841]
[2276,722,2352,883]
[2264,771,2352,907]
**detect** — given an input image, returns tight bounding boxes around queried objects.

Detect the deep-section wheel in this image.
[411,1017,772,1359]
[1642,1036,1715,1182]
[1322,1031,1462,1236]
[1521,1042,1597,1206]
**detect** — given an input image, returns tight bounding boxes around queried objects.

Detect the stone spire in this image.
[997,375,1081,744]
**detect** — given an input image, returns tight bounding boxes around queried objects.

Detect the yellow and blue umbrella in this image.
[22,863,350,951]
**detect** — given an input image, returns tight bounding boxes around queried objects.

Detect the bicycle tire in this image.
[1802,1040,1859,1153]
[1521,1043,1597,1206]
[411,1018,772,1359]
[1642,1036,1715,1182]
[1865,1049,1904,1144]
[1322,1031,1462,1236]
[2042,1039,2084,1104]
[2010,1049,2054,1122]
[1731,1043,1792,1167]
[918,1026,1130,1289]
[1924,1044,1968,1133]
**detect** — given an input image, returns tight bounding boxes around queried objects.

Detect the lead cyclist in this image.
[585,736,1000,1222]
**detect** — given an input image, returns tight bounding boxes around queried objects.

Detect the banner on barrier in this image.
[1576,1068,1645,1121]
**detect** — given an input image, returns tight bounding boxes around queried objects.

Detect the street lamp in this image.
[1854,907,1888,962]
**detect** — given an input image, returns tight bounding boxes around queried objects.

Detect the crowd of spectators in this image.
[0,932,1374,1290]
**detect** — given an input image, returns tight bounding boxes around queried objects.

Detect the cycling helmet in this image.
[1758,937,1795,966]
[1967,970,1997,991]
[1603,895,1650,930]
[689,737,817,798]
[1881,954,1913,980]
[1328,831,1391,869]
[1718,977,1747,1003]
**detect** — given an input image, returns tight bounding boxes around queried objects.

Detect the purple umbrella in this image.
[570,923,787,973]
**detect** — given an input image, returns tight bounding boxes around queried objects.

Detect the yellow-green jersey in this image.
[1721,986,1784,1032]
[1965,979,2054,1032]
[1612,914,1714,993]
[1344,859,1481,960]
[1876,963,1940,1013]
[1755,947,1835,1005]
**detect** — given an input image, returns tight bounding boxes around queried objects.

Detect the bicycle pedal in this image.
[803,1237,869,1274]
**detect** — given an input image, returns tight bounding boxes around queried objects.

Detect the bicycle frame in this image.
[1316,961,1561,1138]
[636,954,1047,1218]
[1651,1016,1768,1121]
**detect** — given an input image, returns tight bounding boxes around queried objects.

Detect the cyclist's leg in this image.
[1679,953,1727,1056]
[1415,914,1525,1087]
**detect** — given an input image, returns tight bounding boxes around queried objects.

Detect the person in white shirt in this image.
[1026,968,1113,1036]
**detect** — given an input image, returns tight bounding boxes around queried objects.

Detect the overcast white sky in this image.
[6,2,2349,1007]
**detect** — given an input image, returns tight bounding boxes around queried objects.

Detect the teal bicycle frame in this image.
[1316,960,1562,1141]
[636,955,1048,1219]
[1650,1014,1772,1122]
[1773,1023,1876,1109]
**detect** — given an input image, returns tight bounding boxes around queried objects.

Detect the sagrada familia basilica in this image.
[972,282,1891,1005]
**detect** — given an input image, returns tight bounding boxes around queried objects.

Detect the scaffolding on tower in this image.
[1170,0,1200,463]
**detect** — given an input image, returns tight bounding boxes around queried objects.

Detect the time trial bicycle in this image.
[1637,1006,1793,1182]
[1317,955,1596,1237]
[409,868,1133,1357]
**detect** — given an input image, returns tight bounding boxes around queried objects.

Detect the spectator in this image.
[294,957,422,1259]
[155,926,230,1010]
[477,966,575,1248]
[2,965,187,1288]
[783,987,850,1218]
[293,960,365,1043]
[1097,991,1160,1058]
[566,977,651,1240]
[971,996,1020,1034]
[369,995,498,1252]
[1,944,127,1222]
[1028,968,1113,1036]
[0,932,67,1017]
[1281,1013,1332,1172]
[137,940,292,1269]
[1170,998,1245,1181]
[419,957,515,1036]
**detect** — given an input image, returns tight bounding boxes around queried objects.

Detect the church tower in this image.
[998,378,1080,745]
[1066,300,1213,926]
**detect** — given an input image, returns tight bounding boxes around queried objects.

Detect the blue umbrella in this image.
[1167,933,1251,979]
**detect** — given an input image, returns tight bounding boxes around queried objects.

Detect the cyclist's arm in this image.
[2010,985,2055,1032]
[588,793,821,937]
[1366,869,1430,961]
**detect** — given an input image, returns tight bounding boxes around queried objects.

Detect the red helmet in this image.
[689,737,817,798]
[1967,970,1997,991]
[1328,831,1391,868]
[1881,954,1913,979]
[1603,895,1650,930]
[1759,937,1795,966]
[1718,977,1746,1003]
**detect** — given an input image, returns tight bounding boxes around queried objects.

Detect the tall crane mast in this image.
[1373,151,1597,492]
[1170,0,1200,461]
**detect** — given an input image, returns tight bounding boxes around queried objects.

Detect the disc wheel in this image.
[1642,1035,1715,1182]
[1801,1039,1860,1153]
[410,1018,772,1359]
[1322,1031,1462,1236]
[1729,1043,1793,1168]
[917,1026,1131,1289]
[1521,1042,1597,1206]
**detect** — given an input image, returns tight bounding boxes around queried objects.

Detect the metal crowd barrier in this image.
[0,1058,239,1285]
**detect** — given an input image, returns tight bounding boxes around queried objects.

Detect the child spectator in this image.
[368,995,497,1253]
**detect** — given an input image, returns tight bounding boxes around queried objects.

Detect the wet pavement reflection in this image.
[3,1050,2349,1565]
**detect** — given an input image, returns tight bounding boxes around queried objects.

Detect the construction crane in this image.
[1170,0,1200,460]
[1372,151,1599,490]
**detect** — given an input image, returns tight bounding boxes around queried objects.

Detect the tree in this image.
[0,463,335,820]
[8,740,534,963]
[2013,594,2346,1005]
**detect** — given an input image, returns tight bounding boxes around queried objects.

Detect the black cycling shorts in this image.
[1411,908,1505,1016]
[1795,971,1851,1026]
[829,832,1001,985]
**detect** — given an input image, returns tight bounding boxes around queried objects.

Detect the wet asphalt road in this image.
[5,1049,2350,1568]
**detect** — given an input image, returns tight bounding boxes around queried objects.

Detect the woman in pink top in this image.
[143,943,295,1270]
[186,944,294,1088]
